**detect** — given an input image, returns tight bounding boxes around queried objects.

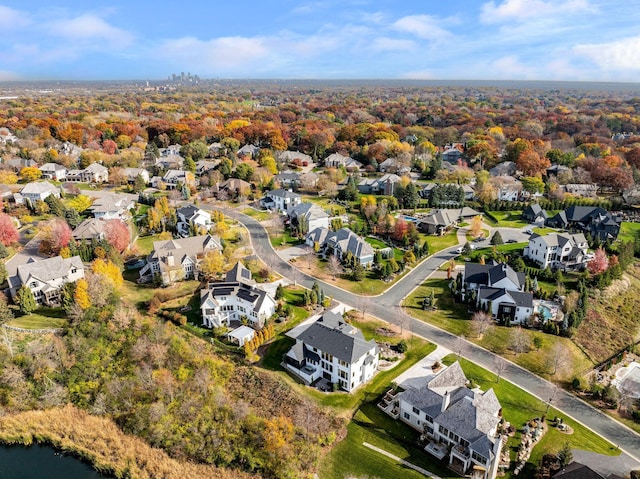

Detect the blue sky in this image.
[1,0,639,81]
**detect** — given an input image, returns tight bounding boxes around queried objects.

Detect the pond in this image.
[0,443,111,478]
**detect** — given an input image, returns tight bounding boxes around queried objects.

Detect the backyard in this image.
[6,308,68,330]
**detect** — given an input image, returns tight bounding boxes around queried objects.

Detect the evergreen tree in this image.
[17,285,36,314]
[275,284,284,300]
[490,231,504,245]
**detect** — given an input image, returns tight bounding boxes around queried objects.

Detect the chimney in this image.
[166,252,175,267]
[441,390,451,412]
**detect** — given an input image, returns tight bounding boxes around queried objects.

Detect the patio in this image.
[425,441,448,460]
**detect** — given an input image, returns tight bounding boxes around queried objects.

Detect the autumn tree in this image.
[39,219,72,256]
[200,250,225,279]
[67,194,93,213]
[471,311,492,338]
[104,219,131,253]
[92,258,123,290]
[588,247,609,275]
[516,149,550,177]
[74,278,91,309]
[469,215,483,239]
[19,166,42,182]
[0,213,19,246]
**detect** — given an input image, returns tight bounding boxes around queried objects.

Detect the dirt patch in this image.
[603,274,632,299]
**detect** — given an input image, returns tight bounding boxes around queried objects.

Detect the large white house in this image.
[39,163,67,181]
[306,227,375,266]
[8,255,85,305]
[66,163,109,183]
[20,181,61,203]
[284,311,379,392]
[523,232,588,271]
[288,202,329,234]
[393,361,503,479]
[200,262,276,329]
[463,262,533,325]
[139,234,222,285]
[89,193,136,220]
[263,189,302,213]
[176,204,212,236]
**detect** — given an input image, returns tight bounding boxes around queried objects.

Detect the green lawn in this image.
[442,356,618,467]
[406,278,594,382]
[489,211,529,228]
[7,308,68,329]
[533,227,556,235]
[240,208,272,222]
[617,221,640,243]
[135,234,162,256]
[425,230,460,254]
[270,232,301,247]
[365,236,388,249]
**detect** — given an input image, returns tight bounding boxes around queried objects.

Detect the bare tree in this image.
[270,212,285,237]
[548,341,569,377]
[493,356,507,383]
[471,311,493,339]
[509,326,532,355]
[289,265,301,287]
[1,327,15,358]
[304,245,315,270]
[328,254,343,280]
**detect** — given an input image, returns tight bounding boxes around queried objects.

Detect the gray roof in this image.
[150,234,221,270]
[84,162,108,174]
[325,228,374,259]
[465,262,524,290]
[289,202,329,221]
[267,188,302,199]
[477,287,534,308]
[72,218,107,240]
[15,255,83,284]
[225,262,254,283]
[201,264,271,315]
[89,193,135,214]
[20,181,59,196]
[39,162,67,172]
[278,151,312,162]
[294,311,377,363]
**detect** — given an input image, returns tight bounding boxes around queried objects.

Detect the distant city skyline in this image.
[1,0,638,82]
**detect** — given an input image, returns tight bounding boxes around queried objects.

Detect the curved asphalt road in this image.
[218,206,640,466]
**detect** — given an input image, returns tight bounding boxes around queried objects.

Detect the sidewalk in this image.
[393,345,452,389]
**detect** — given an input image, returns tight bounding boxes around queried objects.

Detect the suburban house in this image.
[284,311,379,392]
[5,158,37,171]
[72,218,107,242]
[39,163,67,181]
[195,160,219,176]
[489,161,516,177]
[20,181,61,203]
[324,152,363,171]
[523,232,589,271]
[162,169,195,189]
[553,461,624,479]
[8,255,85,305]
[122,167,150,184]
[139,234,222,285]
[278,150,312,166]
[274,171,301,188]
[545,206,621,241]
[493,176,522,202]
[237,144,260,158]
[306,227,375,266]
[215,178,251,199]
[357,174,401,195]
[521,204,548,224]
[416,209,459,235]
[390,361,503,479]
[66,163,109,183]
[561,183,598,198]
[89,193,136,220]
[176,204,212,236]
[263,189,302,213]
[463,262,533,324]
[57,141,83,159]
[288,202,330,233]
[420,183,474,203]
[200,262,276,330]
[379,158,411,175]
[207,142,224,157]
[441,145,464,163]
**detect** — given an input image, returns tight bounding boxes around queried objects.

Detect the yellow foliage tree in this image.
[0,171,18,184]
[74,278,91,309]
[19,166,42,182]
[263,416,294,455]
[67,194,93,213]
[470,215,483,239]
[200,250,225,279]
[92,258,123,289]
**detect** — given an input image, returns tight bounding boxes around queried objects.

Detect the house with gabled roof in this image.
[393,361,503,479]
[324,152,363,171]
[278,150,312,166]
[416,209,458,235]
[306,227,375,266]
[545,206,620,241]
[463,262,533,324]
[176,204,212,236]
[39,163,67,181]
[162,169,194,189]
[8,255,85,305]
[214,178,251,200]
[522,204,548,224]
[122,167,150,185]
[72,218,107,242]
[357,174,401,195]
[20,181,61,203]
[200,262,276,330]
[237,144,260,158]
[66,163,108,183]
[89,193,136,220]
[523,232,588,271]
[138,234,222,285]
[288,202,329,233]
[284,311,379,392]
[263,188,302,213]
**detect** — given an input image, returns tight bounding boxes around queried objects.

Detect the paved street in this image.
[216,206,640,472]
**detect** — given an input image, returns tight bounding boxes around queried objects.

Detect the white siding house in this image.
[523,233,588,271]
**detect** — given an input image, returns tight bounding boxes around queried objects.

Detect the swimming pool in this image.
[539,304,553,321]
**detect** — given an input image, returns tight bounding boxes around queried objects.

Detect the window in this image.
[30,282,37,288]
[472,451,487,464]
[425,414,433,423]
[403,412,410,420]
[412,406,420,415]
[339,370,348,379]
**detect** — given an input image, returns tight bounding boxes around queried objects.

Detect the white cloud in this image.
[490,55,538,79]
[574,35,640,72]
[370,37,416,52]
[48,14,134,49]
[159,36,271,71]
[0,5,31,30]
[480,0,591,24]
[392,15,452,41]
